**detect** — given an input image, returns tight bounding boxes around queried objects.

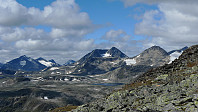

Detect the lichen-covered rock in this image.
[71,45,198,112]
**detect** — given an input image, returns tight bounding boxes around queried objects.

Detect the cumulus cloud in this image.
[121,0,198,7]
[102,29,130,42]
[0,0,96,64]
[121,0,198,51]
[101,29,141,57]
[0,27,48,42]
[0,0,28,26]
[50,28,92,38]
[0,0,92,28]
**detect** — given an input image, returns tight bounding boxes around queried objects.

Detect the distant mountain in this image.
[31,46,189,83]
[1,55,46,71]
[0,69,16,75]
[106,47,128,58]
[64,60,76,66]
[40,46,173,82]
[78,47,128,64]
[168,46,188,55]
[49,59,56,64]
[36,57,60,67]
[168,46,188,64]
[70,45,198,112]
[124,46,169,67]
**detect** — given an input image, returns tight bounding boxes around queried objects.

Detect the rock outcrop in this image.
[71,45,198,112]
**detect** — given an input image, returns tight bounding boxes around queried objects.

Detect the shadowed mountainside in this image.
[69,45,198,112]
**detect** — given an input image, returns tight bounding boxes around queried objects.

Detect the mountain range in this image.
[0,45,193,112]
[1,55,59,71]
[0,46,188,76]
[68,45,198,112]
[21,46,188,84]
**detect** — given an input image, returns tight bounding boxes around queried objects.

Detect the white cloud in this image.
[121,0,198,7]
[0,0,28,26]
[103,29,130,42]
[15,39,46,50]
[121,0,198,51]
[0,0,97,64]
[0,27,47,42]
[0,0,92,28]
[50,28,93,38]
[101,29,141,57]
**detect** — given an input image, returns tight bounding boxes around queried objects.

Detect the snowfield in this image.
[50,67,59,70]
[124,58,136,65]
[102,53,111,57]
[39,60,53,67]
[169,51,182,64]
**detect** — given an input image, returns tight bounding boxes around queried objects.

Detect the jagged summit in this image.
[106,47,128,58]
[20,55,28,58]
[71,45,198,112]
[36,57,47,61]
[168,46,188,64]
[64,60,76,66]
[168,46,188,55]
[49,59,56,63]
[18,55,31,60]
[36,57,60,67]
[78,47,128,64]
[1,56,60,71]
[2,55,46,71]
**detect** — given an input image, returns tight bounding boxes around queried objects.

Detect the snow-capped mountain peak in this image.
[64,60,76,66]
[168,46,188,64]
[36,57,59,67]
[38,60,53,67]
[2,55,46,71]
[78,47,128,64]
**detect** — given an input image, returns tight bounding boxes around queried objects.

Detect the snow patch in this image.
[44,96,48,100]
[50,67,59,70]
[102,53,111,57]
[66,71,72,74]
[56,72,61,74]
[103,79,108,81]
[72,78,80,81]
[64,78,69,81]
[124,58,136,65]
[39,60,53,67]
[20,60,26,66]
[28,58,33,62]
[169,51,182,64]
[110,62,117,65]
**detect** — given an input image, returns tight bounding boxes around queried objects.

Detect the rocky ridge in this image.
[1,56,59,71]
[124,46,170,67]
[1,55,46,71]
[71,45,198,112]
[42,46,170,83]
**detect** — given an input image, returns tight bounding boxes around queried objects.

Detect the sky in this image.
[0,0,197,64]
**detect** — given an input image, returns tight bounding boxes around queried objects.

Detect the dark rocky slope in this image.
[71,45,198,112]
[2,55,46,71]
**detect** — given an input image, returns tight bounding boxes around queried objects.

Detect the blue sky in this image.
[17,0,157,41]
[0,0,197,64]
